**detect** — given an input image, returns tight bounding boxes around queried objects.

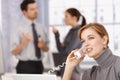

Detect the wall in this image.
[0,0,4,75]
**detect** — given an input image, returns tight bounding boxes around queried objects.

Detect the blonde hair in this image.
[78,23,109,45]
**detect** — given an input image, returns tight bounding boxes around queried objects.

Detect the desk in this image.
[1,73,58,80]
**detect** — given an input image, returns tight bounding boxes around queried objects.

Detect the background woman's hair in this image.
[78,23,109,45]
[66,8,86,27]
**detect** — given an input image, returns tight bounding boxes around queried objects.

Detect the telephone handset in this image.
[74,49,85,59]
[48,49,86,74]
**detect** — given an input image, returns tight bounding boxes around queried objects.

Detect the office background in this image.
[0,0,120,74]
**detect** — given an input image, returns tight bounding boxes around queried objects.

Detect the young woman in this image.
[52,8,86,79]
[62,23,120,80]
[52,8,86,55]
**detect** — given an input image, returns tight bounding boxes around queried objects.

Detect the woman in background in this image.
[52,8,86,56]
[52,8,86,80]
[62,23,120,80]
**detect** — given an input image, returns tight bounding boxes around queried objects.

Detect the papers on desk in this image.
[1,74,13,80]
[1,73,58,80]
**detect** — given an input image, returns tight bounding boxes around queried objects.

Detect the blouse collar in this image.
[95,48,116,68]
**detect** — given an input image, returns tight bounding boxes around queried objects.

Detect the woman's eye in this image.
[81,40,85,43]
[88,37,94,40]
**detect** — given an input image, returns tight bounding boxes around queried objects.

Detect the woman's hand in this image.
[62,49,85,80]
[66,49,85,69]
[52,27,58,34]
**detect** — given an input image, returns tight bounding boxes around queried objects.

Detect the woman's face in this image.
[64,12,74,25]
[81,27,107,59]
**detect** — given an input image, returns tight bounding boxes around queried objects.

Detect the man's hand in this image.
[38,39,45,49]
[21,33,32,45]
[38,39,49,52]
[11,33,32,55]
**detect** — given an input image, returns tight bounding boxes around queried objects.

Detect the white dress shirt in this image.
[10,17,49,61]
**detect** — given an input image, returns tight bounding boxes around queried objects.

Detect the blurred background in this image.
[0,0,120,79]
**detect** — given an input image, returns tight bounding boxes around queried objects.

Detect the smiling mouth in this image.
[86,48,93,53]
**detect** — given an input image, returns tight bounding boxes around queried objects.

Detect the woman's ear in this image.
[102,35,108,45]
[72,16,77,21]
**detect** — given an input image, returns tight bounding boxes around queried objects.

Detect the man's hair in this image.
[20,0,36,11]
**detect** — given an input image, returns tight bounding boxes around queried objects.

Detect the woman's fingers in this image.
[68,49,78,58]
[69,54,85,62]
[52,27,58,33]
[67,49,85,64]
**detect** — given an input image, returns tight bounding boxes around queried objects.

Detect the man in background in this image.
[10,0,49,74]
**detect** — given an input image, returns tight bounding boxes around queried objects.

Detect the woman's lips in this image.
[86,48,93,53]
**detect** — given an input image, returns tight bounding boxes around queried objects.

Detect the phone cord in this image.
[48,62,66,74]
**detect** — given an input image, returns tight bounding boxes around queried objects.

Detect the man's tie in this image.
[31,23,41,58]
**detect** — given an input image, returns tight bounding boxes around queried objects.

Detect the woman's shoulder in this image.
[114,56,120,73]
[115,55,120,64]
[114,55,120,65]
